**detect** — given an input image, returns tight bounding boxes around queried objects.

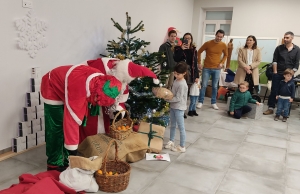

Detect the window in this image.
[203,11,232,36]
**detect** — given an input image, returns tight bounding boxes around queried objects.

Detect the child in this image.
[274,69,295,122]
[188,79,201,116]
[164,62,188,152]
[229,81,260,119]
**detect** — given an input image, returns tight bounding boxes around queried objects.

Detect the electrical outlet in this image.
[23,0,33,8]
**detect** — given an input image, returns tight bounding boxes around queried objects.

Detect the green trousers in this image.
[44,103,69,167]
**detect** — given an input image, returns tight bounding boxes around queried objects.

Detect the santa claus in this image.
[79,58,160,141]
[41,64,122,171]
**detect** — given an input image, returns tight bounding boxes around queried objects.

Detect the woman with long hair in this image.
[174,33,199,117]
[234,35,261,94]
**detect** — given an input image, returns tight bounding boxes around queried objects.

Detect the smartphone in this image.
[183,39,188,44]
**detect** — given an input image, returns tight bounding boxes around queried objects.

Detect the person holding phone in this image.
[174,33,199,118]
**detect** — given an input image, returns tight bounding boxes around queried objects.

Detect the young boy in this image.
[164,62,188,152]
[229,81,260,119]
[274,69,295,122]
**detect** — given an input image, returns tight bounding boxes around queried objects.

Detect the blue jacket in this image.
[276,79,295,99]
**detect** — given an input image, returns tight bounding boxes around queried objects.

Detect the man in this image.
[263,31,300,115]
[197,29,228,110]
[159,29,177,89]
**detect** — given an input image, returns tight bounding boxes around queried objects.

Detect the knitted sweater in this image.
[197,40,228,69]
[229,90,257,112]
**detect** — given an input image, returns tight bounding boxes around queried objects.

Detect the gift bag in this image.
[217,86,229,100]
[138,122,165,153]
[78,133,148,163]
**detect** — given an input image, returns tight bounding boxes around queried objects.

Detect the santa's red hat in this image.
[105,59,160,84]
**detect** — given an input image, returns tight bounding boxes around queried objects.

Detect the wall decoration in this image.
[15,9,48,58]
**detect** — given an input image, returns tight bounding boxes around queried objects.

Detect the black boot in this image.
[184,114,187,119]
[193,111,198,116]
[67,149,78,156]
[187,111,194,117]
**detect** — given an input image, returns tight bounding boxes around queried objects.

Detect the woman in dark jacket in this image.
[174,32,199,117]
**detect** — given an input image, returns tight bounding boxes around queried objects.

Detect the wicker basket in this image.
[109,110,133,140]
[95,140,131,193]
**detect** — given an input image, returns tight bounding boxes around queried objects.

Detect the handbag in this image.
[265,63,273,80]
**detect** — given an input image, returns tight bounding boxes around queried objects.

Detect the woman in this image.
[234,35,261,94]
[174,33,199,117]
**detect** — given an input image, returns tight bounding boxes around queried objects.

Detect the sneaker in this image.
[211,104,219,110]
[171,145,186,153]
[263,109,274,115]
[274,115,279,121]
[196,103,203,109]
[241,116,248,119]
[164,141,174,149]
[282,117,287,122]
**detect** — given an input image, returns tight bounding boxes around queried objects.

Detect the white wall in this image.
[192,0,300,47]
[0,0,194,150]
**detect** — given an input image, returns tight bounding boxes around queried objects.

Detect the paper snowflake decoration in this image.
[15,9,48,58]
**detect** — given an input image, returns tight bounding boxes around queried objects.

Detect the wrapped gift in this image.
[138,122,165,153]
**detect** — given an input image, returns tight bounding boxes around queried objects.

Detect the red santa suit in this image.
[41,64,122,170]
[78,58,160,141]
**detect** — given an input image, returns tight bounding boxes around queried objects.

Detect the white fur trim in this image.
[153,79,160,84]
[64,144,78,150]
[65,64,84,126]
[101,58,120,74]
[97,114,105,134]
[43,98,64,105]
[85,73,103,97]
[117,93,129,103]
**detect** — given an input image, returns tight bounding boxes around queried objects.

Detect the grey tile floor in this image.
[1,98,300,194]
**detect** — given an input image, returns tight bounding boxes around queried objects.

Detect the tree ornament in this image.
[162,54,166,58]
[140,45,144,49]
[163,62,167,67]
[116,53,125,60]
[141,27,145,32]
[144,85,149,90]
[159,83,163,87]
[152,109,156,113]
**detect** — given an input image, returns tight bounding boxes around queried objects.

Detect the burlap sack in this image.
[78,133,148,163]
[138,122,165,153]
[69,156,102,171]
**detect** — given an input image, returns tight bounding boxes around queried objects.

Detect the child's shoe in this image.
[282,117,287,122]
[187,111,194,117]
[164,141,174,149]
[171,145,186,153]
[274,115,279,121]
[193,111,198,116]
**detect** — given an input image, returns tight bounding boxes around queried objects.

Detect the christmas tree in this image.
[102,12,170,127]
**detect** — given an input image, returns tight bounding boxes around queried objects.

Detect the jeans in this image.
[275,98,290,117]
[198,68,221,104]
[169,108,186,147]
[268,73,284,108]
[229,105,252,119]
[189,96,198,111]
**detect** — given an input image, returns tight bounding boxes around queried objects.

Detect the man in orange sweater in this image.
[197,29,228,110]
